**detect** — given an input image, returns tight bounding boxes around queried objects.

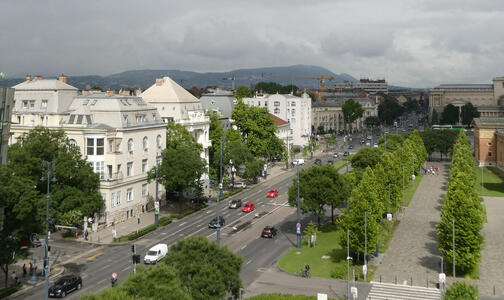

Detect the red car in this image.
[242,202,255,213]
[267,188,278,198]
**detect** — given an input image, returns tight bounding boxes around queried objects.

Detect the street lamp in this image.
[452,219,456,278]
[364,211,367,281]
[296,163,301,249]
[41,160,56,300]
[216,136,223,245]
[154,153,161,227]
[388,183,394,233]
[346,229,352,300]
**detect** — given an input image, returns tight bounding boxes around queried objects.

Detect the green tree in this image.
[364,116,380,127]
[149,122,206,200]
[378,98,404,125]
[431,110,439,124]
[243,159,264,183]
[441,104,459,125]
[403,99,420,113]
[351,147,383,170]
[254,82,298,94]
[164,235,242,300]
[342,99,363,132]
[207,113,224,182]
[444,281,478,300]
[58,209,83,228]
[234,86,253,100]
[460,103,480,126]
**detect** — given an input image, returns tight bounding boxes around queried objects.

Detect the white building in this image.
[140,77,211,191]
[242,92,312,146]
[10,76,166,226]
[334,79,388,94]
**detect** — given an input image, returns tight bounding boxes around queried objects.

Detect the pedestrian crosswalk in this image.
[367,282,441,300]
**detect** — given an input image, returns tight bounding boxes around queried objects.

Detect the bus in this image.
[432,125,467,131]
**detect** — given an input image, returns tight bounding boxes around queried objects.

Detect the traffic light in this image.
[131,244,136,253]
[132,254,141,264]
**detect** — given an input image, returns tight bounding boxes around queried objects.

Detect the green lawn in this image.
[248,294,341,300]
[401,172,424,206]
[474,166,504,197]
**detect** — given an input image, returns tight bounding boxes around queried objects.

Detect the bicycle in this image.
[299,269,311,278]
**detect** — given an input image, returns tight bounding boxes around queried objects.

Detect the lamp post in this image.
[296,163,301,249]
[388,183,393,232]
[481,167,484,196]
[216,136,223,245]
[41,160,56,300]
[364,211,367,281]
[452,219,456,278]
[346,229,351,299]
[154,153,160,227]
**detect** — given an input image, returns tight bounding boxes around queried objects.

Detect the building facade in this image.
[472,118,504,166]
[242,92,312,146]
[429,77,504,120]
[199,88,237,130]
[0,87,14,164]
[141,77,211,191]
[333,79,388,94]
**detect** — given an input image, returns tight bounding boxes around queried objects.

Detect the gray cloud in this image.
[0,0,503,87]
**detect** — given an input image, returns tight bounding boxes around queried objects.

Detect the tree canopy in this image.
[460,103,480,126]
[350,147,383,170]
[364,116,380,127]
[378,98,404,125]
[234,86,253,100]
[254,82,298,94]
[441,104,459,125]
[342,99,363,131]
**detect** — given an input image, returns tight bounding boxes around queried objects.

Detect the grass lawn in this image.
[401,172,424,206]
[248,294,342,300]
[474,166,504,197]
[278,223,377,282]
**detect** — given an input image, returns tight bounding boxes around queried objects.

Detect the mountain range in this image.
[0,65,357,91]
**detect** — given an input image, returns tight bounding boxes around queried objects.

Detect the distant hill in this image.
[0,65,357,91]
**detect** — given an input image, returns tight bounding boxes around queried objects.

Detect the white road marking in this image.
[241,244,247,250]
[178,222,187,227]
[121,266,130,272]
[246,260,252,265]
[97,278,107,285]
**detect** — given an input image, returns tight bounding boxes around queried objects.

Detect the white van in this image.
[293,159,305,166]
[144,243,168,264]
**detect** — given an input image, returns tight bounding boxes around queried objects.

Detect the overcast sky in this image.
[1,0,503,88]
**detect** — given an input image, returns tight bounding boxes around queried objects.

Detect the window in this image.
[291,118,296,124]
[143,136,148,150]
[94,161,104,179]
[488,142,492,146]
[157,135,162,148]
[142,159,148,173]
[142,184,148,197]
[76,115,83,124]
[124,115,129,126]
[108,139,113,153]
[128,138,134,152]
[41,100,48,109]
[152,113,157,122]
[265,101,268,106]
[86,138,95,155]
[29,100,35,108]
[127,162,133,177]
[291,102,296,107]
[291,109,296,116]
[488,152,492,157]
[274,101,280,107]
[258,101,261,106]
[22,100,29,109]
[116,191,121,205]
[96,138,104,155]
[126,188,133,202]
[274,108,280,114]
[111,193,115,208]
[69,115,75,124]
[136,115,146,124]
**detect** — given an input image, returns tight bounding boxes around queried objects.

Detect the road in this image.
[15,138,367,300]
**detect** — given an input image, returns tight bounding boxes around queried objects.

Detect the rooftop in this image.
[141,76,200,103]
[473,117,504,127]
[434,84,493,90]
[270,114,288,127]
[13,78,78,91]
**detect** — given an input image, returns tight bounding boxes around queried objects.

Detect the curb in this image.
[9,266,66,299]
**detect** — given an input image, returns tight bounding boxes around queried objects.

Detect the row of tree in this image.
[432,103,480,126]
[81,236,242,300]
[436,132,485,275]
[337,131,427,261]
[419,128,459,160]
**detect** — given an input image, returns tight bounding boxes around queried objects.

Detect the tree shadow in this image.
[483,183,504,195]
[419,255,442,272]
[424,241,440,255]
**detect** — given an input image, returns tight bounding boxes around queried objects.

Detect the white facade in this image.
[10,77,166,226]
[141,77,211,191]
[242,93,312,146]
[334,79,388,94]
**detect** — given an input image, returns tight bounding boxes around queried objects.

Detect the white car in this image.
[230,182,247,189]
[144,243,168,264]
[365,142,371,146]
[292,159,305,165]
[333,152,339,158]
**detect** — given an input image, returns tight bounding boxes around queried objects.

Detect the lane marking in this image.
[121,266,130,272]
[85,252,103,261]
[246,260,252,265]
[241,244,247,250]
[178,222,187,227]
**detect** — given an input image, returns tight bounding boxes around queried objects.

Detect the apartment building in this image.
[334,78,388,94]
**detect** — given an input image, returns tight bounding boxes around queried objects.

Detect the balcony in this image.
[101,171,124,182]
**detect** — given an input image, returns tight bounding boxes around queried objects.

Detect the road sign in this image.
[350,286,358,298]
[387,213,392,221]
[439,273,446,283]
[111,272,118,280]
[296,222,301,229]
[362,264,367,275]
[296,228,301,234]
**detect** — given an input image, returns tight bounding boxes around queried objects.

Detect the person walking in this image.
[22,264,27,277]
[29,262,33,276]
[11,271,18,285]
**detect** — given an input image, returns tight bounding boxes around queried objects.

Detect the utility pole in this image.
[286,134,290,169]
[384,131,387,151]
[217,136,223,245]
[41,160,56,300]
[346,157,349,173]
[388,183,392,232]
[364,211,367,281]
[296,163,301,249]
[154,153,160,227]
[481,167,484,196]
[452,219,456,278]
[347,229,351,300]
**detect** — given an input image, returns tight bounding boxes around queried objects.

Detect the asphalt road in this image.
[16,138,367,300]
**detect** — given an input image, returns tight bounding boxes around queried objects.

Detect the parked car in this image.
[242,202,255,213]
[348,144,354,149]
[230,182,247,189]
[343,151,350,157]
[365,142,371,146]
[144,243,168,265]
[327,160,334,165]
[48,275,82,298]
[374,142,379,148]
[229,199,242,209]
[267,188,279,198]
[332,152,339,158]
[208,217,225,229]
[261,226,278,238]
[314,158,322,165]
[292,159,305,165]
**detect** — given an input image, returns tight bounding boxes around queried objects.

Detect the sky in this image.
[1,0,503,88]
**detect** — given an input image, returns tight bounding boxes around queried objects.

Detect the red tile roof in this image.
[270,114,288,126]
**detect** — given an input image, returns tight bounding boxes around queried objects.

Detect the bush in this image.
[0,285,21,298]
[444,281,478,300]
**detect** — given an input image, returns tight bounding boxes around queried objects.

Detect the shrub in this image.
[444,281,478,300]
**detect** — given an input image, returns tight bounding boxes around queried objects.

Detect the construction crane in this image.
[273,74,335,100]
[222,73,273,91]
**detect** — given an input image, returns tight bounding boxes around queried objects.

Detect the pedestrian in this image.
[23,264,27,277]
[424,167,427,175]
[11,271,18,285]
[84,230,89,241]
[29,262,33,276]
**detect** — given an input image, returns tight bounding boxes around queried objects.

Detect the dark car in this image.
[208,217,225,229]
[343,151,350,157]
[327,160,334,165]
[348,144,354,149]
[229,199,242,209]
[314,158,322,165]
[261,226,278,238]
[48,275,82,298]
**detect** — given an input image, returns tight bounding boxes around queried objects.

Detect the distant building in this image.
[334,78,388,94]
[199,88,237,130]
[429,77,504,121]
[0,86,14,164]
[10,76,167,225]
[270,113,291,148]
[242,92,312,146]
[473,118,504,167]
[141,77,211,192]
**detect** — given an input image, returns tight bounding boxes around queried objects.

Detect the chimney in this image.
[119,89,131,96]
[58,74,67,83]
[82,90,89,96]
[34,75,42,80]
[155,77,163,86]
[25,75,32,82]
[106,90,115,96]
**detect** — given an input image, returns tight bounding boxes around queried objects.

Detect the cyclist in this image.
[303,263,310,277]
